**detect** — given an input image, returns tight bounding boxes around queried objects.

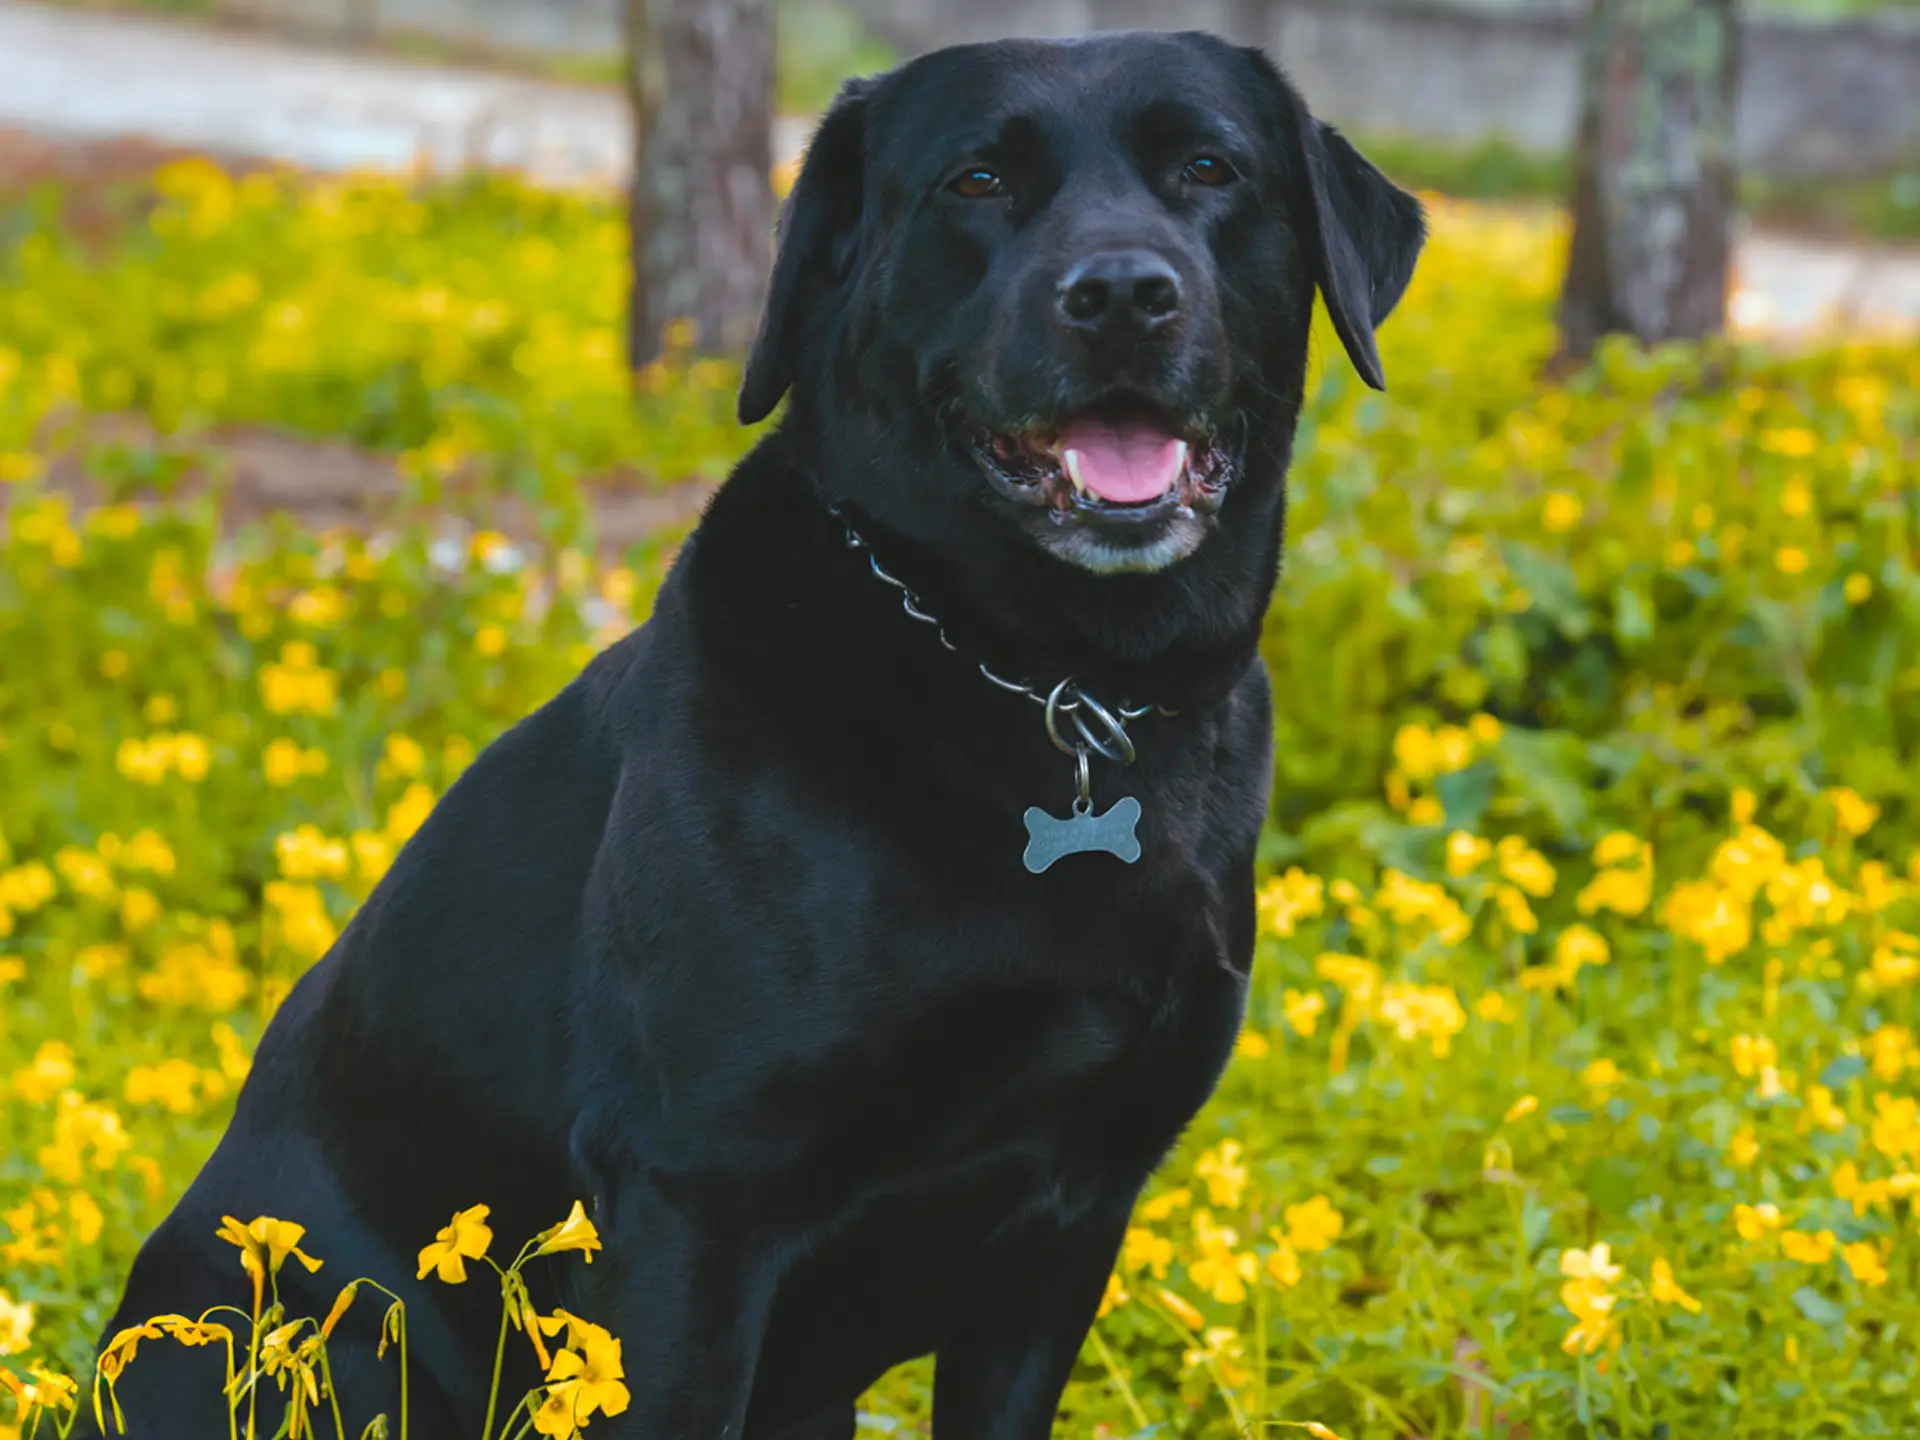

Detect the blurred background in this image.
[4,2,1920,1437]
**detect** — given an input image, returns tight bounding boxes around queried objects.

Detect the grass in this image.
[0,166,1919,1438]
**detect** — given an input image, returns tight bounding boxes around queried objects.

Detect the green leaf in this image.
[1436,761,1497,831]
[1821,1054,1867,1089]
[1792,1286,1846,1327]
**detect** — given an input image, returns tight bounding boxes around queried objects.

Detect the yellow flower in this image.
[0,1294,31,1357]
[1558,1244,1623,1355]
[1493,884,1538,935]
[1868,1024,1917,1081]
[1555,924,1611,973]
[1826,787,1879,837]
[1264,1235,1302,1290]
[1187,1209,1257,1304]
[1255,868,1325,938]
[534,1201,602,1264]
[321,1282,359,1340]
[1,1366,76,1419]
[1649,1258,1701,1314]
[217,1216,323,1282]
[1282,988,1326,1037]
[1496,836,1557,898]
[385,782,437,845]
[1122,1226,1174,1278]
[1392,723,1437,783]
[1842,1240,1889,1287]
[69,1191,103,1247]
[1541,491,1583,533]
[418,1204,493,1283]
[1733,1202,1783,1243]
[1234,1029,1271,1059]
[1799,1084,1847,1135]
[126,1060,201,1115]
[1774,546,1809,576]
[1445,830,1492,877]
[1559,1276,1619,1355]
[1284,1195,1344,1253]
[96,1317,173,1384]
[1780,1229,1836,1264]
[1592,832,1648,868]
[1096,1272,1129,1317]
[263,737,309,786]
[1729,1033,1777,1078]
[1844,572,1873,604]
[1181,1326,1250,1388]
[1475,991,1518,1023]
[1728,1125,1760,1168]
[537,1316,629,1433]
[1195,1141,1248,1209]
[1153,1286,1206,1331]
[1560,1243,1622,1285]
[10,1042,76,1104]
[1760,427,1817,457]
[1870,1092,1920,1162]
[1504,1094,1539,1124]
[1376,869,1472,944]
[1137,1188,1190,1223]
[382,733,427,778]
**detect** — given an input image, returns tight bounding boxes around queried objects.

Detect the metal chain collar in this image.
[831,508,1173,772]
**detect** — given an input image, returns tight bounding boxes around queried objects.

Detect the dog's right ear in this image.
[738,80,873,426]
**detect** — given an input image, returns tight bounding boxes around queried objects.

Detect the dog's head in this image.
[742,31,1421,632]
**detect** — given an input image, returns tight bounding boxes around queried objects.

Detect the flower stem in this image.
[480,1283,512,1440]
[1088,1328,1150,1431]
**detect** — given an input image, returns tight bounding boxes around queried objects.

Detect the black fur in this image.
[93,31,1421,1438]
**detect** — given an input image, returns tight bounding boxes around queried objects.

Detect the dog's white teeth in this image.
[1173,439,1191,475]
[1063,448,1089,495]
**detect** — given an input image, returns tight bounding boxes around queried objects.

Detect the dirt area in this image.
[21,411,715,556]
[2,130,715,552]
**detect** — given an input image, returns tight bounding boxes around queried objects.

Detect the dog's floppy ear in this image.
[738,79,873,425]
[1249,55,1424,391]
[1297,114,1425,390]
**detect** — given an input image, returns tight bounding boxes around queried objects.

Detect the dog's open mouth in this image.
[969,400,1237,521]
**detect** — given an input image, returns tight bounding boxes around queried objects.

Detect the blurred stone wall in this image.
[221,0,1920,177]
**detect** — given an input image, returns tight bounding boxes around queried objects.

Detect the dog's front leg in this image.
[929,1194,1135,1440]
[585,1171,780,1438]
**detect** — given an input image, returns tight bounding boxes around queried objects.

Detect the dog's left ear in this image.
[739,78,873,425]
[1298,115,1425,390]
[1249,54,1425,391]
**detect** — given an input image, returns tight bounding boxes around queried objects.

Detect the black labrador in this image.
[95,29,1421,1439]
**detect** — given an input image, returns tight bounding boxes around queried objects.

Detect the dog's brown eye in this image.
[1183,156,1237,187]
[950,168,1006,200]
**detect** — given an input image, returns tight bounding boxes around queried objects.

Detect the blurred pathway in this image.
[0,0,809,184]
[0,0,1916,340]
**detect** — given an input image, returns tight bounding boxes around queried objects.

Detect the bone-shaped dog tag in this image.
[1021,797,1143,874]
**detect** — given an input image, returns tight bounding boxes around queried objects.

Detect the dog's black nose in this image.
[1056,251,1183,340]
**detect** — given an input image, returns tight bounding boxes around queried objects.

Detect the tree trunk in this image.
[1557,0,1739,364]
[624,0,777,368]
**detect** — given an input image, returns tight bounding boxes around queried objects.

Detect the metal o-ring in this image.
[1046,678,1138,763]
[1069,690,1136,764]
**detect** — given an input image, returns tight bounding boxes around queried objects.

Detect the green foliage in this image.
[2,175,1920,1439]
[1361,129,1920,244]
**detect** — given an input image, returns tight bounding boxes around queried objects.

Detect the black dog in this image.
[95,30,1420,1438]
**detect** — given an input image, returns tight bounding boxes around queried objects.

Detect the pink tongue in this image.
[1057,419,1187,504]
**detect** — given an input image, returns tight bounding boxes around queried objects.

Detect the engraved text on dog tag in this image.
[1021,797,1143,874]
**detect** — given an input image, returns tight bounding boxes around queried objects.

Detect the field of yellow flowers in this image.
[1,158,1918,1438]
